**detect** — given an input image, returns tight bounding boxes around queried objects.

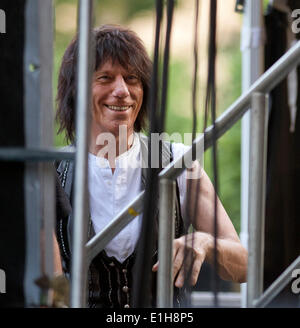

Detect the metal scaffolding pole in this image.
[240,0,265,307]
[24,0,54,306]
[157,179,176,308]
[70,0,94,308]
[0,148,75,162]
[246,92,268,307]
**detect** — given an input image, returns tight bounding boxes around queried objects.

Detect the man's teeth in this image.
[106,105,131,111]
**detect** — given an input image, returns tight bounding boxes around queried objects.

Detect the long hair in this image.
[56,24,152,144]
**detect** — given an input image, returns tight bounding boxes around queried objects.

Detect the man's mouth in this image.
[105,105,132,112]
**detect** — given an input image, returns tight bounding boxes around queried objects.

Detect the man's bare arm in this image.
[154,162,248,286]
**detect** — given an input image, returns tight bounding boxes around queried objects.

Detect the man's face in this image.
[91,59,144,138]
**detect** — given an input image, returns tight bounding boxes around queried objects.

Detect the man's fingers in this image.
[153,238,181,273]
[175,267,185,288]
[175,255,203,288]
[174,241,206,287]
[154,235,207,288]
[174,251,194,288]
[189,256,203,286]
[172,247,184,283]
[172,239,180,262]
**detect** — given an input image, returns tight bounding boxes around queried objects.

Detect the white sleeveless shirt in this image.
[88,133,189,263]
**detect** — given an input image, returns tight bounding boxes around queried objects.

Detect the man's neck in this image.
[89,129,134,163]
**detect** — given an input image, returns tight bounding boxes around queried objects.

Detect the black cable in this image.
[206,0,219,308]
[132,0,163,308]
[192,0,199,146]
[181,0,200,308]
[159,0,175,134]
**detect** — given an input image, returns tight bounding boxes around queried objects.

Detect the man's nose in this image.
[112,76,130,98]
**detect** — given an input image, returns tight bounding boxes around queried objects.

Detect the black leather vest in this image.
[55,134,185,308]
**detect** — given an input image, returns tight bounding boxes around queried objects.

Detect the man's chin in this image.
[109,124,131,137]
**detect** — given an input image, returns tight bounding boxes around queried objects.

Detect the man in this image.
[55,24,247,308]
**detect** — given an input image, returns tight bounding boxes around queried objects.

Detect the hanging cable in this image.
[205,0,219,308]
[132,0,165,308]
[133,0,175,308]
[192,0,200,146]
[181,0,201,308]
[159,0,175,133]
[158,0,175,173]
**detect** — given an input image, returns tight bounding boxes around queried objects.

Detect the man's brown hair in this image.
[56,24,152,144]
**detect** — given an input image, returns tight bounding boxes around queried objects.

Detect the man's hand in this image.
[152,231,213,288]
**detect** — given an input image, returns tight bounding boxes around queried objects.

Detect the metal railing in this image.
[77,37,300,307]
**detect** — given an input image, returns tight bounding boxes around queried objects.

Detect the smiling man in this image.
[54,24,247,308]
[90,59,144,171]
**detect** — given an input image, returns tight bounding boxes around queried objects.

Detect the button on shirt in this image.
[88,133,189,263]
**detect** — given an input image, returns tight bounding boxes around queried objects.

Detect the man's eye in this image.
[98,75,110,81]
[127,75,139,82]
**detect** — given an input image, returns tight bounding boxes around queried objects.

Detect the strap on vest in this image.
[139,133,172,188]
[56,145,75,201]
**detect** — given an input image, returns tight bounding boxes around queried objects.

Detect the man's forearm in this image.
[206,236,248,283]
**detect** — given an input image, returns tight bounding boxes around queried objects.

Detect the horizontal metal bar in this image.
[191,291,241,307]
[160,40,300,180]
[253,255,300,308]
[0,148,75,162]
[85,191,145,263]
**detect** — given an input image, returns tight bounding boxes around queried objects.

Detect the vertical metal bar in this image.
[24,0,42,306]
[24,0,54,307]
[157,179,175,308]
[240,0,264,307]
[70,0,94,308]
[39,0,55,289]
[247,92,268,307]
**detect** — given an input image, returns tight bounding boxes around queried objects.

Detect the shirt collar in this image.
[88,132,141,169]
